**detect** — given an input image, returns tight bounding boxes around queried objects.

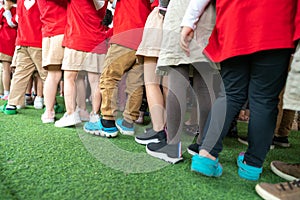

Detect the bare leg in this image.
[88,72,101,114]
[64,70,78,114]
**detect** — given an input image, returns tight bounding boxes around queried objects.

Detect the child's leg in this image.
[87,71,101,114]
[2,61,12,94]
[64,70,79,114]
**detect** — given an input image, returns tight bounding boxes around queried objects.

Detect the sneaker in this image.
[135,128,166,145]
[0,103,17,115]
[237,152,263,181]
[83,113,101,135]
[191,154,223,177]
[187,143,200,156]
[255,180,300,200]
[1,95,9,101]
[54,112,82,127]
[76,107,90,122]
[238,136,275,149]
[271,161,300,181]
[146,141,183,164]
[273,136,290,148]
[91,118,118,138]
[41,111,55,123]
[115,118,134,136]
[25,95,34,106]
[34,96,44,109]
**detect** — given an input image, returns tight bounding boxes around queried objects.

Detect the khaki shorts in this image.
[42,34,64,69]
[0,52,13,62]
[62,47,106,73]
[136,7,163,58]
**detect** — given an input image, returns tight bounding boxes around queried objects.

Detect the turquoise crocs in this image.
[191,154,223,177]
[237,152,263,181]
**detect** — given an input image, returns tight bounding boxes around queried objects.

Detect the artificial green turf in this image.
[0,101,300,200]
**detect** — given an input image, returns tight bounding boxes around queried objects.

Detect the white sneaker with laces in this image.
[34,96,44,109]
[54,112,82,127]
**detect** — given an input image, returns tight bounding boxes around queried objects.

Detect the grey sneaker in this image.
[255,180,300,200]
[146,141,183,164]
[135,128,166,145]
[271,161,300,181]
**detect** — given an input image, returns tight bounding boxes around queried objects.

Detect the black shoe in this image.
[238,136,275,149]
[273,136,290,148]
[227,120,238,138]
[146,141,183,164]
[135,128,166,145]
[187,143,200,156]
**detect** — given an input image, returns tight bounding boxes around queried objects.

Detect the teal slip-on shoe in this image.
[237,152,262,181]
[191,154,223,177]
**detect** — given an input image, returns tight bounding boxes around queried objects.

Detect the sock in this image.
[122,119,133,128]
[101,119,115,128]
[4,90,9,96]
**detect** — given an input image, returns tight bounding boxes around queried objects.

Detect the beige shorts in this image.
[136,7,164,58]
[0,52,13,62]
[10,47,18,67]
[42,34,64,69]
[62,47,106,73]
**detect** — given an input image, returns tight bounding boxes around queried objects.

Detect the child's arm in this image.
[3,10,17,28]
[180,0,210,56]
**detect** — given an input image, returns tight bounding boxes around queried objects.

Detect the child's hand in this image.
[180,26,194,57]
[4,0,14,10]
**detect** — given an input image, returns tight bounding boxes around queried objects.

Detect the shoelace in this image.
[279,179,300,191]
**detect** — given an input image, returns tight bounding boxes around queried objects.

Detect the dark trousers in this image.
[200,49,292,167]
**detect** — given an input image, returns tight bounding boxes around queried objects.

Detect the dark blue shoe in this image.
[191,154,223,177]
[237,152,262,181]
[115,118,134,135]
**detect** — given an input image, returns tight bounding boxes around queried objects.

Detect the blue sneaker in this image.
[115,118,134,135]
[237,152,263,181]
[191,154,223,177]
[85,118,118,138]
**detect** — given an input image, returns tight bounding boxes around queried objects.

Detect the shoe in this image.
[76,107,90,122]
[41,111,55,123]
[0,103,17,115]
[54,112,82,127]
[238,136,275,149]
[89,118,118,138]
[187,143,200,156]
[83,113,101,135]
[34,96,44,109]
[25,95,34,106]
[227,119,238,138]
[271,161,300,181]
[255,180,300,200]
[273,136,290,148]
[115,118,134,136]
[237,152,262,181]
[1,95,9,101]
[191,154,223,177]
[135,128,166,145]
[146,141,183,164]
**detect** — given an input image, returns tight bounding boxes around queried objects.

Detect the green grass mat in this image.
[0,101,299,199]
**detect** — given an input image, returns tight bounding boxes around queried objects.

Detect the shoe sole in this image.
[146,146,183,164]
[255,184,281,200]
[187,148,197,156]
[273,141,290,148]
[134,137,160,145]
[270,161,297,181]
[116,123,134,136]
[83,127,118,138]
[54,120,82,128]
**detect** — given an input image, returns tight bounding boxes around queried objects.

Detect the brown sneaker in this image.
[255,180,300,200]
[271,161,300,181]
